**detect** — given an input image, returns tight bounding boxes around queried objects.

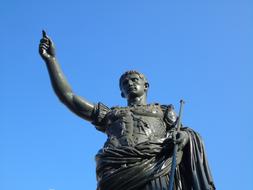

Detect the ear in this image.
[144,82,149,90]
[121,92,125,98]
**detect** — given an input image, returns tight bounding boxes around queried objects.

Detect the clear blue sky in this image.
[1,0,253,189]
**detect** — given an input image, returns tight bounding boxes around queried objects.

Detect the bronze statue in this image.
[39,31,215,190]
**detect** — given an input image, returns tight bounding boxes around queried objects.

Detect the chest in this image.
[104,105,167,138]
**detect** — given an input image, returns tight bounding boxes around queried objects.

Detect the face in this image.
[120,73,148,99]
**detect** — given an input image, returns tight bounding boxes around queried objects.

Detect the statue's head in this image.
[119,70,149,99]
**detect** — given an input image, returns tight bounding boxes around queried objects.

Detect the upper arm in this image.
[59,92,110,132]
[62,93,96,122]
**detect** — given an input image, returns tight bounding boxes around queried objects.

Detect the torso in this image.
[103,104,167,147]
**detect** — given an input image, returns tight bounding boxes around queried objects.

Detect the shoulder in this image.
[91,102,111,132]
[160,104,177,126]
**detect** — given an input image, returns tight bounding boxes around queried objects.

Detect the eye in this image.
[132,78,139,82]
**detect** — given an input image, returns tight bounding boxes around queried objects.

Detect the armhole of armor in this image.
[161,104,177,130]
[91,102,110,132]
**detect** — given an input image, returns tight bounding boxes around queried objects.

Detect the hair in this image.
[119,70,148,90]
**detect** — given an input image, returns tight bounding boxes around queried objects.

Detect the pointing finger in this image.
[42,30,53,45]
[42,30,52,43]
[42,30,47,38]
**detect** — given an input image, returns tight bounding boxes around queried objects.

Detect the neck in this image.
[127,95,147,106]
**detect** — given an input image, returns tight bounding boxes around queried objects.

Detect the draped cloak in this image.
[92,103,215,190]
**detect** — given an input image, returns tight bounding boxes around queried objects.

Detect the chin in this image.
[129,93,144,99]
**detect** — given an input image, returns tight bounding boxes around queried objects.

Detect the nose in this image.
[128,80,133,85]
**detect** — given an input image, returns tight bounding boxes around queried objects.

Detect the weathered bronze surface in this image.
[39,31,215,190]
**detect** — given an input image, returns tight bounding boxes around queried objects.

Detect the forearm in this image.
[44,57,72,103]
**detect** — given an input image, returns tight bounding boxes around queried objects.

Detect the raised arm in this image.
[39,30,95,122]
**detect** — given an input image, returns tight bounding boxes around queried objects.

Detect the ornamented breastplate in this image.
[104,104,167,147]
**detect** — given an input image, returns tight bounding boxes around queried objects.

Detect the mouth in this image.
[127,86,137,92]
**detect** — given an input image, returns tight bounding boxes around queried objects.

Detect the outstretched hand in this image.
[39,30,56,60]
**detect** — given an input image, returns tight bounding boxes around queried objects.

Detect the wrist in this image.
[43,56,56,63]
